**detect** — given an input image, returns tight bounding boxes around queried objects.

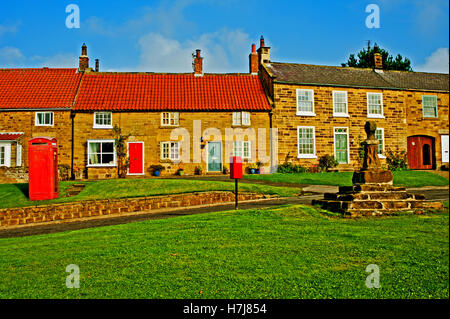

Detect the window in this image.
[375,128,385,158]
[367,93,384,118]
[35,112,54,126]
[232,112,251,126]
[0,143,12,167]
[161,142,180,161]
[422,95,438,118]
[297,126,316,158]
[296,89,315,116]
[87,140,116,166]
[161,112,180,126]
[333,91,348,117]
[94,112,112,128]
[233,141,251,159]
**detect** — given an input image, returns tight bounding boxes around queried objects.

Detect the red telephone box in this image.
[230,156,243,179]
[28,137,59,201]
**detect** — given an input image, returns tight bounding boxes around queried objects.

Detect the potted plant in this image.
[248,163,258,174]
[255,161,263,174]
[73,167,83,180]
[223,165,230,175]
[177,165,185,176]
[150,165,165,177]
[195,165,203,175]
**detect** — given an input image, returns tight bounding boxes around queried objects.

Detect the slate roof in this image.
[0,68,82,110]
[265,62,449,92]
[73,73,271,111]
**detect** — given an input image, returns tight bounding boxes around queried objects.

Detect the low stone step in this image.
[339,184,407,194]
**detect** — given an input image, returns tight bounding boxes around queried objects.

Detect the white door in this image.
[441,135,449,163]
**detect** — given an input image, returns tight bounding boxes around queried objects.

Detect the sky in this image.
[0,0,448,73]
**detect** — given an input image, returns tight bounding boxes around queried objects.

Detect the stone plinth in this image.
[352,169,393,185]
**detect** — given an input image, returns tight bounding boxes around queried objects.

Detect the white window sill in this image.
[378,155,386,159]
[296,112,316,117]
[367,114,385,119]
[422,116,438,119]
[93,126,113,129]
[87,164,116,168]
[35,124,54,127]
[298,154,317,159]
[333,113,350,118]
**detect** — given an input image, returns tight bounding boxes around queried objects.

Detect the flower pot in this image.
[250,169,255,174]
[255,169,260,174]
[153,170,161,177]
[178,170,185,176]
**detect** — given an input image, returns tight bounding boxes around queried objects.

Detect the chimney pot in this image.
[260,36,265,48]
[79,43,89,72]
[194,49,203,76]
[95,59,99,72]
[252,44,256,53]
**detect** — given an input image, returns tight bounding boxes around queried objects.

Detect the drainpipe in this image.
[71,112,75,180]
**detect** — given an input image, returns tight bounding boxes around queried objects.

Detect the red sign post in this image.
[28,137,59,201]
[230,156,243,209]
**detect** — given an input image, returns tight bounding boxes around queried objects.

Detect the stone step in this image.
[313,199,442,212]
[339,184,406,194]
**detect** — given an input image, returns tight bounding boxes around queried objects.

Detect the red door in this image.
[407,136,434,170]
[128,142,144,175]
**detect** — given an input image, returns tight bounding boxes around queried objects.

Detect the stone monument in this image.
[313,121,443,217]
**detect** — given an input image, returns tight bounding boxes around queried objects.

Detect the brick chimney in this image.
[79,43,89,72]
[374,52,383,69]
[249,44,258,75]
[194,49,203,76]
[257,36,270,66]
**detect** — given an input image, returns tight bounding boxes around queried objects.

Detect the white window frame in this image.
[333,127,350,164]
[422,95,438,118]
[366,92,384,118]
[160,141,180,161]
[161,112,180,127]
[0,143,12,167]
[333,91,349,117]
[16,143,22,167]
[93,112,113,129]
[87,139,116,167]
[35,112,54,126]
[232,112,251,126]
[296,89,315,116]
[375,128,386,158]
[297,126,316,159]
[233,141,251,159]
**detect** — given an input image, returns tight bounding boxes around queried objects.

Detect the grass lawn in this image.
[245,171,449,188]
[0,205,447,299]
[0,179,301,210]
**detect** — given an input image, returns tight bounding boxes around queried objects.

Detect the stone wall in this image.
[0,191,276,228]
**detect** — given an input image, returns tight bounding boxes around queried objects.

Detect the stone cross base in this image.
[352,169,393,185]
[312,184,444,217]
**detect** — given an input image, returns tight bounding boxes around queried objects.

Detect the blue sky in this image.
[0,0,448,73]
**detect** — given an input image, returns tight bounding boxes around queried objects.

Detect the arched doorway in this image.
[407,136,435,170]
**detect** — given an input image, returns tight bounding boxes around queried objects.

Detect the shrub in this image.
[386,149,409,171]
[277,162,307,173]
[318,155,339,172]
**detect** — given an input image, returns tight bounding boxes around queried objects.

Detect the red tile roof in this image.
[0,133,24,141]
[73,73,271,111]
[0,68,82,110]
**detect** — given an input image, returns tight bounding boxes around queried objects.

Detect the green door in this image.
[207,142,222,172]
[335,133,348,164]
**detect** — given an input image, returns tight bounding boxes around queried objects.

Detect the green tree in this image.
[342,42,413,71]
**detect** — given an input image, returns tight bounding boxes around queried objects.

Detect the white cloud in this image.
[0,47,25,67]
[415,48,449,74]
[0,23,18,37]
[0,47,76,68]
[135,28,253,73]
